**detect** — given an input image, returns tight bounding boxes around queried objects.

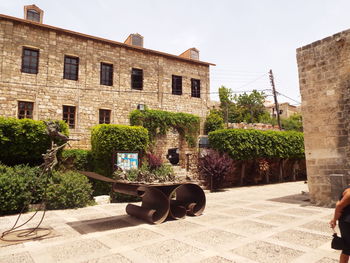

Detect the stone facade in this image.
[0,12,213,161]
[297,29,350,206]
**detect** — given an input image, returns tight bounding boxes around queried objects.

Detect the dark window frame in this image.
[191,78,201,98]
[21,47,39,74]
[62,105,76,129]
[100,63,113,86]
[27,9,40,22]
[172,75,182,95]
[63,56,79,80]
[18,101,34,119]
[131,68,143,90]
[99,109,111,124]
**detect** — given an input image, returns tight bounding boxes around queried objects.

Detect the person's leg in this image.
[340,253,349,263]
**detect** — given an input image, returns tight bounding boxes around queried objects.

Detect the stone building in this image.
[264,101,300,119]
[297,29,350,206]
[0,6,214,164]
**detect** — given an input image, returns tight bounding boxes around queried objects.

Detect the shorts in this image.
[339,220,350,255]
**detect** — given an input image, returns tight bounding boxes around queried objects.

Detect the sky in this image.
[2,0,350,105]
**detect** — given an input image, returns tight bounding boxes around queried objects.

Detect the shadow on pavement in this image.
[268,192,311,206]
[67,215,140,234]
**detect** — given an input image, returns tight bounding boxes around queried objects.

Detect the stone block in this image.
[330,174,347,201]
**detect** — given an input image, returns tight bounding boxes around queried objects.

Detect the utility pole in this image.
[269,69,281,130]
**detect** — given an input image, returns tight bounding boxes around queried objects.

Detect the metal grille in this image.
[27,9,40,22]
[63,105,76,128]
[21,48,39,74]
[131,35,143,47]
[18,101,34,119]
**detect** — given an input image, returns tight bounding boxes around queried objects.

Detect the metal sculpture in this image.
[1,121,70,242]
[79,171,206,224]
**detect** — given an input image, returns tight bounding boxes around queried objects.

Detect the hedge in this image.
[0,164,93,215]
[60,149,93,171]
[0,118,68,165]
[91,124,149,194]
[208,129,304,160]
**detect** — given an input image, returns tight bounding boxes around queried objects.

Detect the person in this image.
[330,186,350,263]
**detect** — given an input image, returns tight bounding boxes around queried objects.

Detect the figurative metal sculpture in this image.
[0,121,70,242]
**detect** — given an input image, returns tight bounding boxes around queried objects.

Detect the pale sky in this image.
[2,0,350,105]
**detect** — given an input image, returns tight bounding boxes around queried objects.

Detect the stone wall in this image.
[0,17,211,154]
[297,29,350,206]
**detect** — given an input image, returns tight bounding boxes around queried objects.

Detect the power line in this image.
[276,91,301,104]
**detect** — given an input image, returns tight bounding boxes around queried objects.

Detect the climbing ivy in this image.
[130,109,200,147]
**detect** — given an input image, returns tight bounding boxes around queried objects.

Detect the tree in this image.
[218,86,240,123]
[233,90,267,123]
[204,110,225,134]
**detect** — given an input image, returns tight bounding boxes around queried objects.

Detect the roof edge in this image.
[0,14,215,66]
[297,28,350,52]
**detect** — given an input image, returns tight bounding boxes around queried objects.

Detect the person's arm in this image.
[330,189,350,228]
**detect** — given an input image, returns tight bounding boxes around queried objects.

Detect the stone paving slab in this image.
[0,181,340,263]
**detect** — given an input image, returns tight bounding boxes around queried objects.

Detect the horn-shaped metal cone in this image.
[175,184,206,216]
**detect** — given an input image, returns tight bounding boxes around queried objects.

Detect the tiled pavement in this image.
[0,182,340,263]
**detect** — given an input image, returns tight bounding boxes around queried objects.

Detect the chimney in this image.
[124,33,144,47]
[24,4,44,23]
[179,48,199,60]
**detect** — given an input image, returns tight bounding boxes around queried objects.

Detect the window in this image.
[18,101,34,119]
[27,9,40,22]
[64,56,79,80]
[100,63,113,86]
[131,68,143,90]
[21,48,39,74]
[63,105,76,129]
[172,75,182,95]
[191,79,200,98]
[99,109,111,124]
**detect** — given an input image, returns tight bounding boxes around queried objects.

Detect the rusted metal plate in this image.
[79,171,206,224]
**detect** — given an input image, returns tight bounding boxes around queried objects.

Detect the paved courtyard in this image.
[0,181,340,263]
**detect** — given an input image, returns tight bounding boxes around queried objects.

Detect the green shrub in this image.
[208,129,304,160]
[281,113,303,132]
[0,164,43,215]
[0,118,68,165]
[60,149,93,171]
[130,109,200,147]
[204,110,225,134]
[0,164,93,214]
[46,171,93,209]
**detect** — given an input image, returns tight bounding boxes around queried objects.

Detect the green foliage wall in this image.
[208,129,304,160]
[0,118,68,165]
[129,109,200,147]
